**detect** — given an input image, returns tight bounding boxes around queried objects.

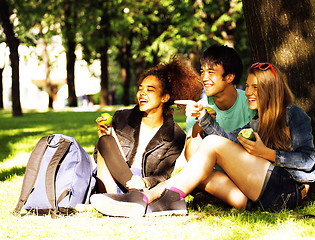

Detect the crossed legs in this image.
[143,135,271,209]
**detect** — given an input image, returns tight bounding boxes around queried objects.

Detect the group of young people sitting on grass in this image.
[89,44,314,217]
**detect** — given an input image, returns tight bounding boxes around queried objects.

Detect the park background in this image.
[0,0,314,239]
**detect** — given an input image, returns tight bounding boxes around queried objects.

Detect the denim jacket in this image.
[196,104,315,183]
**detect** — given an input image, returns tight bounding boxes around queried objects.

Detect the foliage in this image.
[1,0,252,106]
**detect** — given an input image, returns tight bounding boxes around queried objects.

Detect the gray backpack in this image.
[13,134,96,218]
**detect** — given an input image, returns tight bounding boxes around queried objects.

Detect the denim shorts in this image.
[255,166,304,211]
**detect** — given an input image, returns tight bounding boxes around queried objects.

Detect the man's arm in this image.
[184,103,217,161]
[184,123,204,161]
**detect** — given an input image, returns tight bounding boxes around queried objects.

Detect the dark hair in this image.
[200,44,243,85]
[138,56,203,116]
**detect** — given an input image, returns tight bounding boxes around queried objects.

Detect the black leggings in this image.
[97,135,133,192]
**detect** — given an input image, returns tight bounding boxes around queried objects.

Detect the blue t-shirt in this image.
[186,88,256,171]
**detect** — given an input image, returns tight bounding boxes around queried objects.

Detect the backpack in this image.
[13,134,96,218]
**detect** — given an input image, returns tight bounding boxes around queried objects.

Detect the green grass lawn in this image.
[0,107,314,239]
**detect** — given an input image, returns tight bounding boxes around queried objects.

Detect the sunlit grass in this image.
[0,108,314,239]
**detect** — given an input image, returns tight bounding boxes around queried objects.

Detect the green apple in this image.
[101,113,113,125]
[238,128,254,140]
[204,107,213,112]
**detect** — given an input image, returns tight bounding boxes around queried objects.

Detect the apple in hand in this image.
[204,107,213,112]
[238,128,254,140]
[101,113,113,125]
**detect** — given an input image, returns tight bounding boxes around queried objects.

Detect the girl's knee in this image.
[201,135,227,149]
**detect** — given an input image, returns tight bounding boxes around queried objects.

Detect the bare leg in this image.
[199,170,248,209]
[144,135,270,207]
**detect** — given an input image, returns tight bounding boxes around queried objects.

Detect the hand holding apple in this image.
[101,113,113,125]
[204,106,216,120]
[204,107,213,112]
[238,128,254,140]
[96,113,113,137]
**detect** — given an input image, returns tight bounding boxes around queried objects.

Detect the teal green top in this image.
[186,88,256,136]
[185,88,256,171]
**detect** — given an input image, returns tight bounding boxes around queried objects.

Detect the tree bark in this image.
[39,37,56,109]
[0,67,3,109]
[98,8,111,106]
[118,36,132,106]
[0,0,22,116]
[242,0,315,144]
[100,46,109,105]
[64,0,77,107]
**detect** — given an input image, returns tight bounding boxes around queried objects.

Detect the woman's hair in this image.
[137,56,203,116]
[248,64,295,150]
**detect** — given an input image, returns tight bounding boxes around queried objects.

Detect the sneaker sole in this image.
[90,195,145,218]
[145,209,188,217]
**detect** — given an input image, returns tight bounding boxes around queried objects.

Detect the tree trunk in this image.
[0,67,3,109]
[66,39,77,107]
[39,37,55,109]
[98,9,111,106]
[100,46,109,106]
[0,0,22,116]
[135,39,147,81]
[64,0,77,107]
[118,37,132,106]
[242,0,315,144]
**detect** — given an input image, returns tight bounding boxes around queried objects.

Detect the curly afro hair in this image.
[137,56,203,116]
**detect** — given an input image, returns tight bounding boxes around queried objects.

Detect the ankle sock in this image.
[140,192,149,204]
[169,187,186,200]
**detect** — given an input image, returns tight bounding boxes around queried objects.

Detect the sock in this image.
[140,192,149,204]
[169,187,186,200]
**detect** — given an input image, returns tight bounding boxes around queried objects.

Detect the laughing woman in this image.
[94,58,203,194]
[90,63,314,217]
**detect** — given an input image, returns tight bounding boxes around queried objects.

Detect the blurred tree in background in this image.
[0,0,22,116]
[0,0,314,141]
[0,0,249,110]
[4,0,314,140]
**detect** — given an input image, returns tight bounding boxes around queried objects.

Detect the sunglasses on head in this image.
[251,62,277,79]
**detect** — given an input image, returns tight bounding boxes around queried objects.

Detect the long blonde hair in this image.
[248,65,295,150]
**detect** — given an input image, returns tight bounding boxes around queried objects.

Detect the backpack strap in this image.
[13,135,54,216]
[45,138,72,218]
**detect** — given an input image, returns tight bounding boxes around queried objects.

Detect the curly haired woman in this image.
[94,57,203,194]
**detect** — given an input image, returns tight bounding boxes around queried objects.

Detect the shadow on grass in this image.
[0,130,50,163]
[0,110,183,162]
[187,189,315,223]
[0,111,101,163]
[0,166,26,181]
